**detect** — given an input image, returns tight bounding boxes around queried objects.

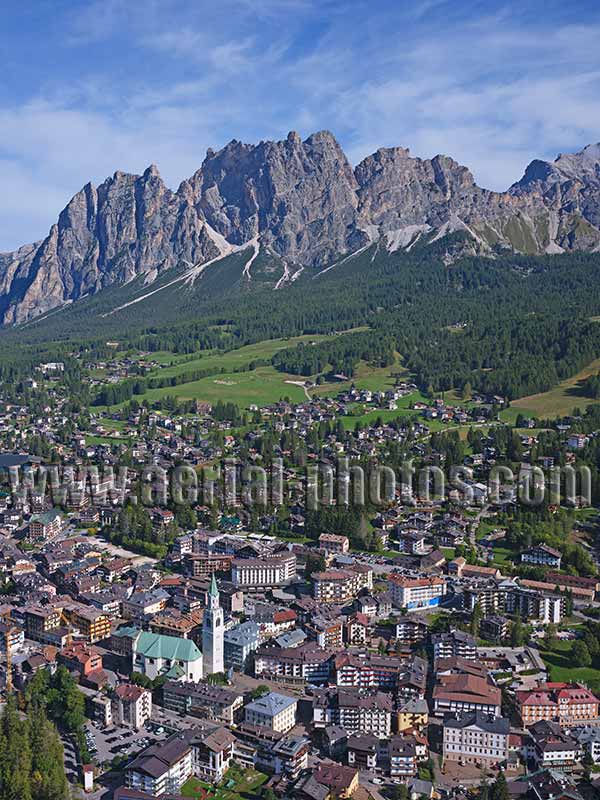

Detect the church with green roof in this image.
[133,630,204,683]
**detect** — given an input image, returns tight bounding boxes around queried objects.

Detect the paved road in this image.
[358,774,386,800]
[471,503,491,547]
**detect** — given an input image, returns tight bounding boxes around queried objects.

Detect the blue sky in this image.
[1,0,600,250]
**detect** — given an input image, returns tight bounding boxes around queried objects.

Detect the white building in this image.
[125,735,193,796]
[388,575,446,610]
[202,574,224,676]
[245,692,297,733]
[520,544,562,569]
[112,683,152,730]
[576,726,600,763]
[231,554,296,589]
[443,712,509,765]
[191,727,236,784]
[313,689,392,737]
[132,631,203,683]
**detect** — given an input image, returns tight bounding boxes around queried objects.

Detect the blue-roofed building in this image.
[223,621,260,670]
[245,691,297,733]
[275,629,307,649]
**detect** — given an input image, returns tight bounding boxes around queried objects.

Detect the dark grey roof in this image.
[444,711,509,734]
[0,453,32,468]
[127,733,191,777]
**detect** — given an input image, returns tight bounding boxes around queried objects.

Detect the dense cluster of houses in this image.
[1,363,600,800]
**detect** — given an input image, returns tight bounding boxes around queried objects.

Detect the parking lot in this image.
[85,719,170,767]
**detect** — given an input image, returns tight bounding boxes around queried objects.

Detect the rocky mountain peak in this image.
[187,129,358,262]
[143,164,161,179]
[286,130,302,145]
[2,134,600,325]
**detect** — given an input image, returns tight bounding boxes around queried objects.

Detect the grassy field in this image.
[499,406,534,424]
[99,418,128,429]
[488,545,515,569]
[98,336,409,411]
[124,365,309,407]
[314,354,408,398]
[181,766,267,800]
[540,640,600,691]
[339,387,430,430]
[509,357,600,418]
[142,334,335,380]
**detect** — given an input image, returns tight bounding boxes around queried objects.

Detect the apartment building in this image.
[97,558,132,582]
[184,553,234,578]
[252,605,297,638]
[312,570,360,604]
[0,622,24,654]
[521,544,562,569]
[121,588,170,624]
[63,604,111,644]
[318,534,350,554]
[433,674,501,717]
[305,616,344,649]
[57,642,102,677]
[443,712,509,765]
[347,733,379,771]
[24,605,62,642]
[528,720,581,771]
[162,680,243,724]
[312,565,373,604]
[313,688,392,737]
[388,574,446,610]
[395,618,428,646]
[505,587,563,625]
[396,698,429,732]
[334,652,404,690]
[516,683,600,728]
[28,509,62,541]
[149,609,203,640]
[190,727,236,784]
[432,629,477,662]
[112,683,152,730]
[233,726,309,780]
[245,692,297,733]
[395,530,427,555]
[479,616,510,642]
[345,614,369,646]
[388,736,419,779]
[125,735,193,796]
[254,642,333,683]
[231,554,296,590]
[312,765,359,799]
[223,621,261,669]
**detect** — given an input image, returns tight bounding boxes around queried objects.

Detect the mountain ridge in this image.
[2,131,600,325]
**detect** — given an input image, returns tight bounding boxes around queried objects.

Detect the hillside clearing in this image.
[510,357,600,418]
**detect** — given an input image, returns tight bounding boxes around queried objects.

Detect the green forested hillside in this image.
[0,696,70,800]
[2,233,600,403]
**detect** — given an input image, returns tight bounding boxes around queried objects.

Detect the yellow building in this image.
[396,698,429,732]
[63,604,111,643]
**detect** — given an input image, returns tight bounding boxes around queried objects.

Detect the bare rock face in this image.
[355,143,600,254]
[0,167,220,324]
[510,143,600,231]
[355,146,522,230]
[1,133,600,324]
[188,130,361,266]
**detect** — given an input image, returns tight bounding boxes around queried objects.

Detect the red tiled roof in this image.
[273,610,297,623]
